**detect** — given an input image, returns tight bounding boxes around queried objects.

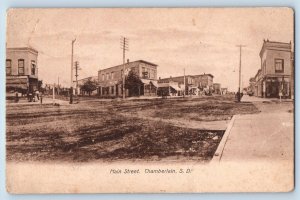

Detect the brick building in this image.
[158,73,214,96]
[213,83,221,94]
[98,60,158,97]
[6,47,39,95]
[193,74,214,89]
[250,40,293,98]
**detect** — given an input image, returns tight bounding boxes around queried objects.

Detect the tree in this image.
[125,71,143,96]
[81,78,97,96]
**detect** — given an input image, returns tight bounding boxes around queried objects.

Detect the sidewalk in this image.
[241,94,293,103]
[217,95,294,162]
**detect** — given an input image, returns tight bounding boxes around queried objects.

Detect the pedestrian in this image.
[40,92,43,104]
[28,92,33,102]
[35,90,40,100]
[15,91,19,103]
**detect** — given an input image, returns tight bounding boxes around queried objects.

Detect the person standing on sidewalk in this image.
[40,92,43,104]
[35,90,40,100]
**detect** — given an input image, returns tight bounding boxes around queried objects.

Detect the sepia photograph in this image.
[5,8,294,193]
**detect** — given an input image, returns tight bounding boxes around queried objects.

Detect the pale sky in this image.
[6,8,294,91]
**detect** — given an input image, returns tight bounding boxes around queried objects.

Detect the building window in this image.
[275,59,284,73]
[121,69,124,78]
[18,59,25,75]
[142,67,149,78]
[6,59,12,75]
[111,72,114,80]
[111,86,114,94]
[102,74,105,81]
[31,60,36,75]
[106,73,109,80]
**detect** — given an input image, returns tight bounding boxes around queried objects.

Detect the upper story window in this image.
[111,72,114,79]
[6,59,12,75]
[106,73,109,80]
[102,74,105,81]
[142,67,149,78]
[275,59,284,73]
[121,69,124,78]
[31,60,36,75]
[18,59,25,75]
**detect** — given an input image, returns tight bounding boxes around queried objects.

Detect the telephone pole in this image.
[74,61,81,95]
[236,45,246,102]
[70,38,76,104]
[120,36,129,99]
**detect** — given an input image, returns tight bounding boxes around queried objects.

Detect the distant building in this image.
[220,88,228,95]
[6,47,39,94]
[98,60,158,97]
[158,73,214,95]
[157,80,184,96]
[213,83,221,94]
[193,74,214,89]
[158,75,195,95]
[251,40,293,98]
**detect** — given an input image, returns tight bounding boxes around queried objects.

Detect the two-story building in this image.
[213,83,221,94]
[158,75,195,95]
[250,40,293,98]
[98,60,158,97]
[6,47,39,95]
[193,74,214,90]
[253,40,293,98]
[158,73,214,96]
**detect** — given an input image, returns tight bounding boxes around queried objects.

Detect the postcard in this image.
[5,8,294,193]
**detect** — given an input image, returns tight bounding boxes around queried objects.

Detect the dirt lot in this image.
[6,95,259,162]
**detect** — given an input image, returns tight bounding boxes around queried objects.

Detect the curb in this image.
[210,115,237,164]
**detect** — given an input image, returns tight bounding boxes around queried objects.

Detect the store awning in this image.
[6,77,28,90]
[141,79,151,85]
[170,85,182,91]
[150,80,158,87]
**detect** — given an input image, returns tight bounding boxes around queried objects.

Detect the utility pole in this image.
[183,68,186,98]
[120,36,129,99]
[236,45,246,102]
[74,61,81,95]
[70,38,76,104]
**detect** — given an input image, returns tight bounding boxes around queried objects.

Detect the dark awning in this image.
[6,77,28,90]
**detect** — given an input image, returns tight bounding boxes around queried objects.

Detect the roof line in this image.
[98,60,157,72]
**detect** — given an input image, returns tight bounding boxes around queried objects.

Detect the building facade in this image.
[250,40,293,98]
[158,73,214,96]
[6,47,39,94]
[98,60,158,97]
[193,74,214,90]
[158,75,194,95]
[213,83,221,94]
